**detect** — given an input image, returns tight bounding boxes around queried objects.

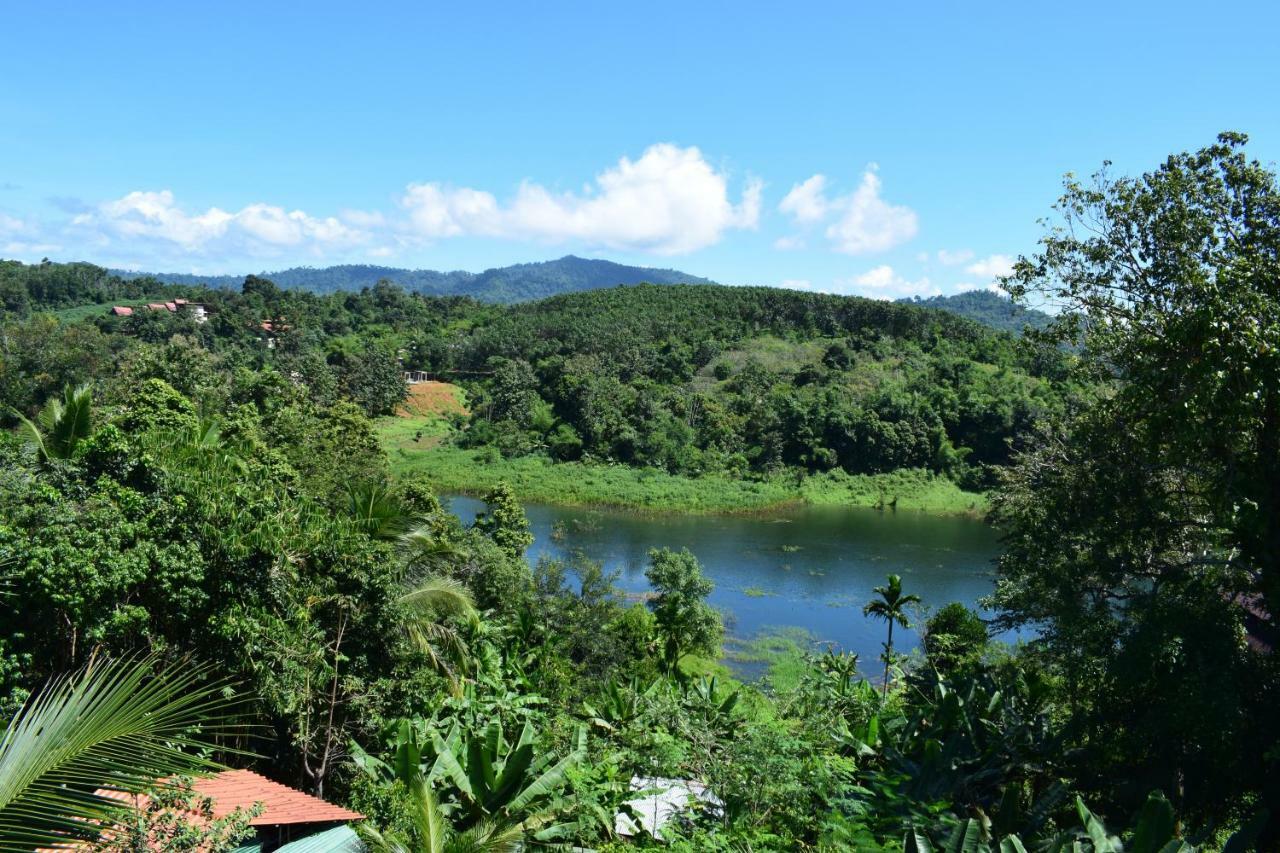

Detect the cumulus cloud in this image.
[777,167,918,255]
[69,190,368,260]
[399,144,760,255]
[778,175,829,224]
[834,265,940,300]
[965,253,1015,279]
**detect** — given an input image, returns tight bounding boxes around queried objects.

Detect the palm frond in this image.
[0,654,248,850]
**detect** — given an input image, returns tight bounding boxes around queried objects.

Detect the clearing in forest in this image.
[398,381,469,418]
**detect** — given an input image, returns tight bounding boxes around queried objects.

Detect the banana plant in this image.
[903,792,1196,853]
[678,675,742,739]
[583,676,658,732]
[352,717,587,836]
[357,774,521,853]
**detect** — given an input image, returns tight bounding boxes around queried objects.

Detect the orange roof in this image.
[37,770,361,851]
[193,770,363,825]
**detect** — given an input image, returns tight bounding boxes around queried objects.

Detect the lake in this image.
[446,496,1004,674]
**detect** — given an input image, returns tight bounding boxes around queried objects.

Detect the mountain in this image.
[899,290,1053,334]
[112,255,716,303]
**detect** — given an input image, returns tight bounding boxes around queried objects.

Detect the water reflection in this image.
[446,497,1004,671]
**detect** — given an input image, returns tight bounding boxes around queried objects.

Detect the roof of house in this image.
[192,770,364,825]
[111,306,134,316]
[233,824,364,853]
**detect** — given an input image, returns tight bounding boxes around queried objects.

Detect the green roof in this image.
[231,824,363,853]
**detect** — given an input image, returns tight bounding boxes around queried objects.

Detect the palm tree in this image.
[14,383,94,461]
[347,484,423,541]
[0,654,245,850]
[396,575,479,690]
[863,574,921,696]
[357,774,521,853]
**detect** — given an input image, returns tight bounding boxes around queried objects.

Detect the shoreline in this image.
[381,437,989,518]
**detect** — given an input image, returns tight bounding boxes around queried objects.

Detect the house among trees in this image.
[103,770,364,851]
[107,300,209,323]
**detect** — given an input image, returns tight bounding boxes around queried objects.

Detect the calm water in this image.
[446,497,1004,672]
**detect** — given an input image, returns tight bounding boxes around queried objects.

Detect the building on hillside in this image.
[404,370,430,384]
[90,769,364,851]
[106,301,209,323]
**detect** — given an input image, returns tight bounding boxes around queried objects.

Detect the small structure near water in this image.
[614,776,723,841]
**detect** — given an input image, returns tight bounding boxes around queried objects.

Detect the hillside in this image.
[899,290,1053,334]
[111,255,716,302]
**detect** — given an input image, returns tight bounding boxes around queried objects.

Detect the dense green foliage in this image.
[900,291,1054,335]
[1,133,1277,850]
[449,284,1072,491]
[993,131,1280,844]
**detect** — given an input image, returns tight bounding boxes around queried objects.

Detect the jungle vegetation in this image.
[0,133,1276,850]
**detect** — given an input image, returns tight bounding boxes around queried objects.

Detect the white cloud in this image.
[833,265,940,300]
[965,253,1015,278]
[778,175,829,224]
[936,248,975,266]
[70,190,368,260]
[777,167,918,255]
[954,254,1015,294]
[399,144,759,255]
[773,235,805,251]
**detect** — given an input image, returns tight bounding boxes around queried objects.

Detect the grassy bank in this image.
[379,418,986,515]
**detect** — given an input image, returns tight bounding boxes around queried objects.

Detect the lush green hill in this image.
[899,290,1053,334]
[111,254,715,302]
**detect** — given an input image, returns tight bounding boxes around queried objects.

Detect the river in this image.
[446,496,1004,674]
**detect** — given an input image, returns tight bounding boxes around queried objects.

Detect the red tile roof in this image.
[193,770,363,825]
[111,306,134,316]
[38,771,361,852]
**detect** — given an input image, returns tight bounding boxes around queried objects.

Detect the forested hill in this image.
[899,290,1053,334]
[111,255,716,302]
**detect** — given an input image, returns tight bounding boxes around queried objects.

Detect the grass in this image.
[723,628,819,693]
[49,299,169,322]
[377,414,988,516]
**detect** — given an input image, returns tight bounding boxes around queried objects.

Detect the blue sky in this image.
[2,1,1278,297]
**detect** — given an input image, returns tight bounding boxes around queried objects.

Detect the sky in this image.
[2,1,1278,298]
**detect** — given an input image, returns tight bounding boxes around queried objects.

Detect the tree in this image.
[336,347,408,417]
[13,382,93,461]
[995,132,1280,831]
[645,548,722,671]
[863,574,920,696]
[0,655,242,850]
[395,575,478,691]
[922,602,988,674]
[472,483,533,560]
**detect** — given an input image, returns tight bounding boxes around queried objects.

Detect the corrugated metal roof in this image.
[274,825,364,852]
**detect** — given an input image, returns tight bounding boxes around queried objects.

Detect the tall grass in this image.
[379,426,986,516]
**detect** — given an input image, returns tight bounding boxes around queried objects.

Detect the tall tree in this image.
[995,132,1280,831]
[645,547,722,671]
[863,574,920,696]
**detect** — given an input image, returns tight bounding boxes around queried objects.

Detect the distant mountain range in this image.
[113,255,717,304]
[112,254,1051,333]
[899,291,1053,335]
